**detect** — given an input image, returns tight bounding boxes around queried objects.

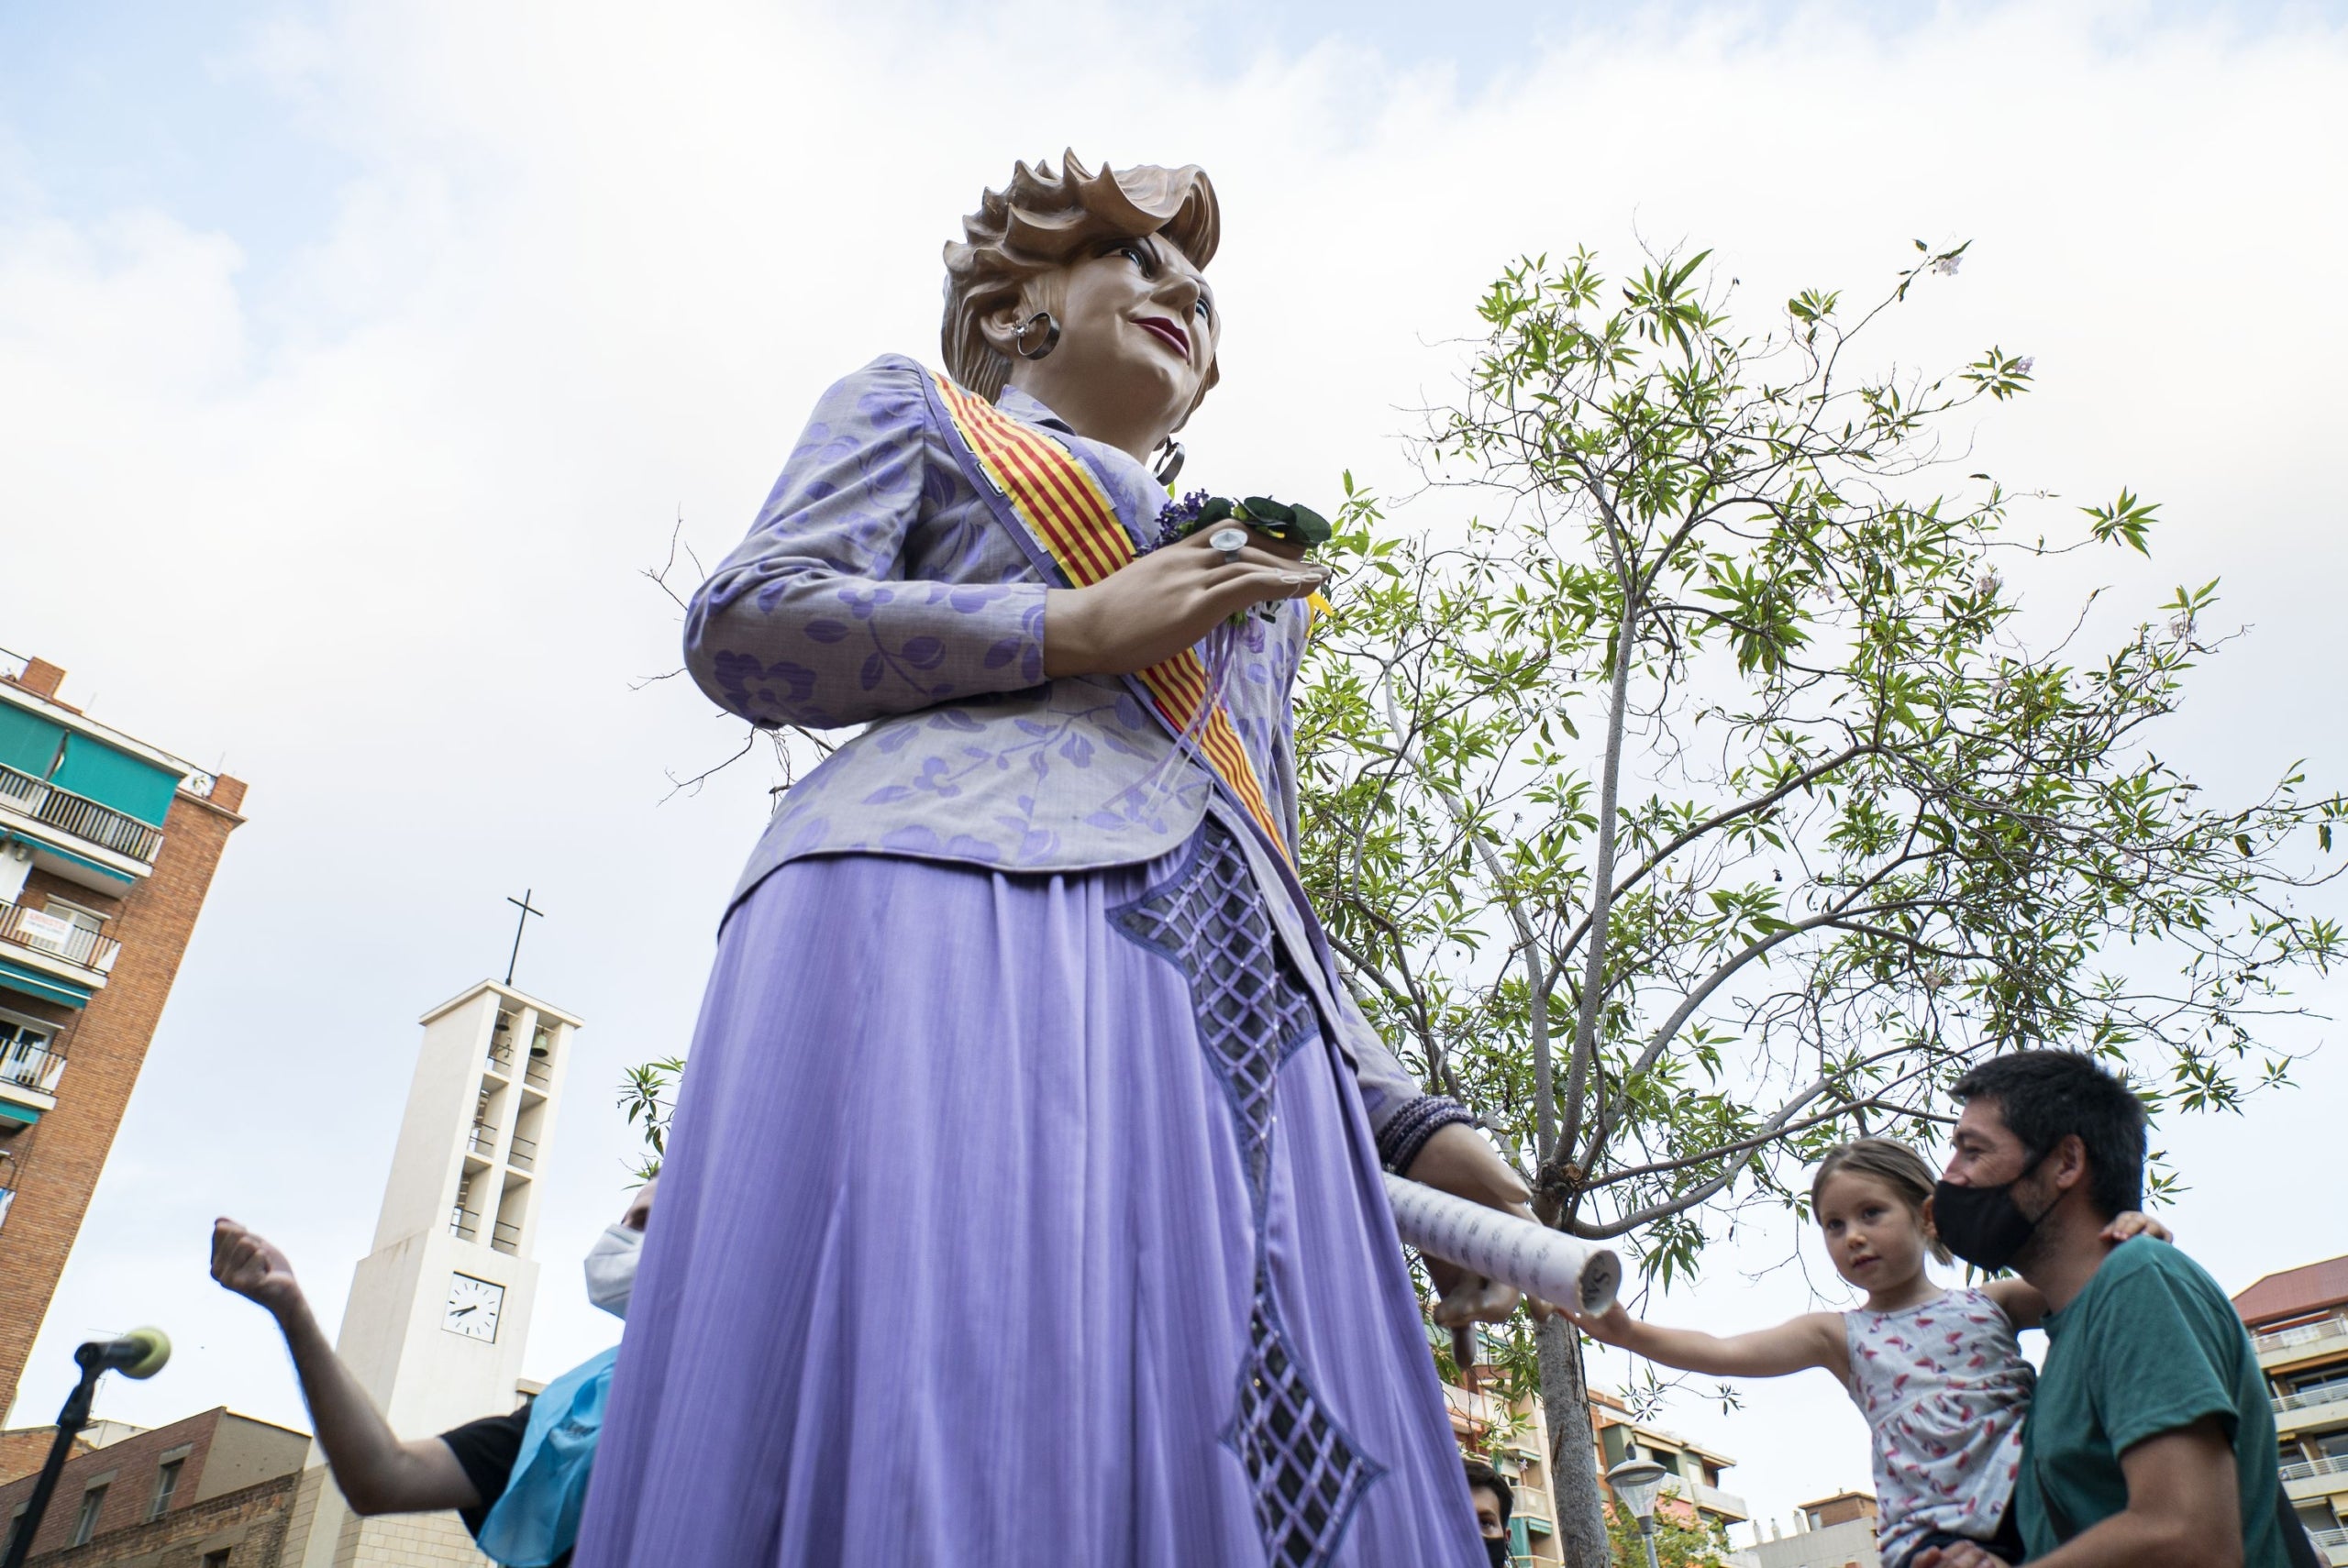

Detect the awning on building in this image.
[0,955,94,1009]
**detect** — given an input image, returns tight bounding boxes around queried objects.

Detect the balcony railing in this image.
[492,1220,522,1253]
[449,1205,481,1242]
[2,1043,67,1096]
[2281,1452,2348,1485]
[2261,1317,2348,1354]
[2311,1523,2348,1554]
[467,1123,498,1158]
[1660,1474,1751,1519]
[2277,1384,2348,1414]
[0,898,119,974]
[523,1057,551,1088]
[508,1134,537,1171]
[0,764,164,864]
[2273,1380,2348,1418]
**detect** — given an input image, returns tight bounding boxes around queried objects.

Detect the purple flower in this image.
[1146,490,1215,551]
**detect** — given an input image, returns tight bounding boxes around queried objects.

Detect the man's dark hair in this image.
[1462,1457,1513,1526]
[1950,1050,2147,1218]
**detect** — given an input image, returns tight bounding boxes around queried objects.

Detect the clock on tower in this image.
[443,1273,505,1342]
[282,979,582,1568]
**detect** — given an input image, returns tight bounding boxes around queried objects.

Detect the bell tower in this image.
[281,979,581,1568]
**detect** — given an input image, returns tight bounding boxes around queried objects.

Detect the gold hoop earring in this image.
[1014,312,1060,361]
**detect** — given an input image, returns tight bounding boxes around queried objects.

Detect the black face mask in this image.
[1484,1533,1512,1567]
[1933,1150,2051,1272]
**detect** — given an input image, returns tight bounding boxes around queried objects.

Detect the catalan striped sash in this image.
[929,372,1291,859]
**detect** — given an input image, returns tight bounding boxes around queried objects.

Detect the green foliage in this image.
[1604,1501,1736,1568]
[1297,239,2344,1302]
[618,1054,686,1181]
[1166,493,1334,548]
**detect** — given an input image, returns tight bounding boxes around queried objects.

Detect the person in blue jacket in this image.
[209,1180,653,1568]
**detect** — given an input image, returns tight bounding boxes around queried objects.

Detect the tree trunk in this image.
[1536,1313,1613,1568]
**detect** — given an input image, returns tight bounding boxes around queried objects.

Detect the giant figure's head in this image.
[944,152,1221,458]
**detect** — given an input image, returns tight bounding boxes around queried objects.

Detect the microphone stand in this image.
[2,1343,111,1568]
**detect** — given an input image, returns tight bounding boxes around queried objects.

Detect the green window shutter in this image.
[47,734,182,827]
[0,703,65,780]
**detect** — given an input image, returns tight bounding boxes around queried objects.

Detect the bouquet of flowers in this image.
[1149,491,1332,553]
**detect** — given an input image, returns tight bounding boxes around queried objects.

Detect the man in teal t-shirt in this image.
[2022,1236,2284,1561]
[1916,1051,2293,1568]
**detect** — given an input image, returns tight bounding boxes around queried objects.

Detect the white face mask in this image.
[583,1224,643,1319]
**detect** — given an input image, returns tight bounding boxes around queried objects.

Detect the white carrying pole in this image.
[1382,1173,1623,1315]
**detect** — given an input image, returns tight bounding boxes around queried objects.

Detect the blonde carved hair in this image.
[942,150,1222,408]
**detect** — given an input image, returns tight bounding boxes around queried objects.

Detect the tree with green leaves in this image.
[1296,240,2342,1566]
[1603,1499,1737,1568]
[617,1053,684,1182]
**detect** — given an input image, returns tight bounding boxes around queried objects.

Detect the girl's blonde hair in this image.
[1810,1137,1954,1264]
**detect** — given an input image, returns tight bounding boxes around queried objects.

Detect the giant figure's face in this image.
[997,230,1218,451]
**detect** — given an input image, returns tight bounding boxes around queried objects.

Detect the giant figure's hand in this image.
[1043,527,1326,678]
[212,1219,305,1317]
[1404,1122,1556,1349]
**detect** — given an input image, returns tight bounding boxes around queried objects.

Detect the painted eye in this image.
[1193,297,1213,322]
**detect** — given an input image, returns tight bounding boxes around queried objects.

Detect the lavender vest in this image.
[684,355,1424,1132]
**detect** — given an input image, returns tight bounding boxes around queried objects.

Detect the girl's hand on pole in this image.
[1569,1299,1638,1348]
[1042,528,1326,678]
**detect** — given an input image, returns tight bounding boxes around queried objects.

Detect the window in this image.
[202,1551,232,1568]
[71,1483,106,1546]
[150,1456,184,1518]
[40,898,106,934]
[0,1010,57,1087]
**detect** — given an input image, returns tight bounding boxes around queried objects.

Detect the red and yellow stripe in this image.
[934,373,1290,858]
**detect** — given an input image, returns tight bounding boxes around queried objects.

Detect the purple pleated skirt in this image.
[572,825,1484,1566]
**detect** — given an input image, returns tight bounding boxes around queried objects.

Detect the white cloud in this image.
[4,0,2343,1538]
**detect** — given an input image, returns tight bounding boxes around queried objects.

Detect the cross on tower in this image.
[504,889,545,987]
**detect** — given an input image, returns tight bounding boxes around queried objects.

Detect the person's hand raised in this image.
[1043,527,1326,678]
[211,1219,305,1317]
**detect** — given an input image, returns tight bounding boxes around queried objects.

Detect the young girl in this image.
[1574,1138,2165,1568]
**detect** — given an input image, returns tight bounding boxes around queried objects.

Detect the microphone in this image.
[75,1328,171,1380]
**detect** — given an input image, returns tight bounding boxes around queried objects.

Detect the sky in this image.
[4,0,2347,1544]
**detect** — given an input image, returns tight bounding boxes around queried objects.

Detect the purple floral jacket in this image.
[687,355,1445,1145]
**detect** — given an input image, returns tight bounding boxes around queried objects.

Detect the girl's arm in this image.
[1578,1302,1849,1386]
[1988,1210,2173,1331]
[1986,1277,2047,1331]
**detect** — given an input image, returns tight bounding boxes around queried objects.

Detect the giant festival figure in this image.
[573,154,1537,1568]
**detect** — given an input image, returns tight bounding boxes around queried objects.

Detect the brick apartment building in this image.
[0,1408,307,1565]
[1748,1489,1881,1568]
[0,652,248,1413]
[1437,1333,1753,1564]
[2234,1253,2348,1566]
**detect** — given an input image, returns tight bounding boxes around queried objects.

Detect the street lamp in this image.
[1606,1454,1670,1568]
